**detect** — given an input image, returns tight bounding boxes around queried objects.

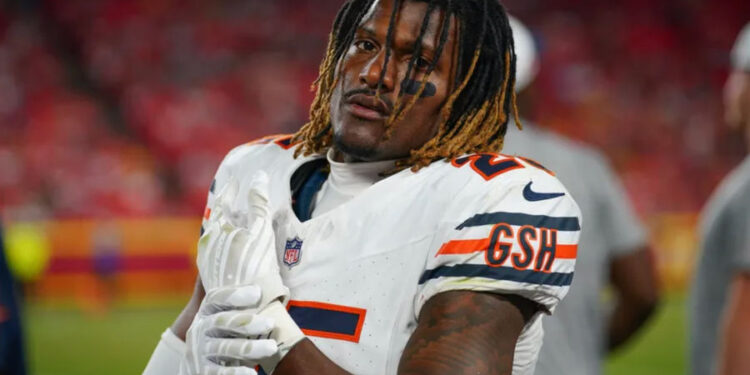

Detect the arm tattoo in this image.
[398,291,538,375]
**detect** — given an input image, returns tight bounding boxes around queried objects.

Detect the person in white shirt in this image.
[690,22,750,375]
[144,1,583,374]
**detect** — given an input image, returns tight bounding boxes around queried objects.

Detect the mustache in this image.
[343,88,395,113]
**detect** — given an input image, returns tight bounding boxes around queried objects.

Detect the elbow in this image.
[637,297,659,323]
[620,276,661,324]
[631,289,661,323]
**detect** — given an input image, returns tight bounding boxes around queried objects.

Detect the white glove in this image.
[182,285,277,375]
[182,171,304,375]
[197,172,286,298]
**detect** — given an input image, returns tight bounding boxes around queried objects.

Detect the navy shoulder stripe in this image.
[456,211,580,231]
[419,264,574,287]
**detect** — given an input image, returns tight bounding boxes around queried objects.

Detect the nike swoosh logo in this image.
[523,181,565,201]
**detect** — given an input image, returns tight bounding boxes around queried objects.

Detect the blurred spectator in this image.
[0,0,747,221]
[690,22,750,375]
[0,223,27,375]
[86,222,123,314]
[504,17,659,375]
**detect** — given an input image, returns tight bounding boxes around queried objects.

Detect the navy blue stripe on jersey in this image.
[293,168,328,222]
[418,264,574,286]
[456,212,580,231]
[287,301,366,342]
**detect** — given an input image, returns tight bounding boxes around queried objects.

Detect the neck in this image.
[330,148,358,163]
[325,149,396,189]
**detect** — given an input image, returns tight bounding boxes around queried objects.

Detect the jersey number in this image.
[451,153,524,181]
[452,153,554,180]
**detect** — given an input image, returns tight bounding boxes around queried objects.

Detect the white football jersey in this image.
[201,135,582,375]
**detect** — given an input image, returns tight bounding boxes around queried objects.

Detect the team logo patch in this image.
[283,237,303,268]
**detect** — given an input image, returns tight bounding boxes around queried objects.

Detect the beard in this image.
[331,128,380,162]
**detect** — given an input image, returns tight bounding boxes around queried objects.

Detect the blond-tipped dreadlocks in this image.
[292,0,522,172]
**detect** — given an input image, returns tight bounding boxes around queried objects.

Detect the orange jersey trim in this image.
[244,134,299,149]
[286,300,367,343]
[244,133,291,146]
[436,238,490,256]
[436,238,578,259]
[515,156,556,176]
[555,244,578,259]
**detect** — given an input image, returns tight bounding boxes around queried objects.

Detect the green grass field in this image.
[605,294,686,375]
[23,294,686,375]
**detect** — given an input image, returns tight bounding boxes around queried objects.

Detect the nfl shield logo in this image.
[283,237,303,268]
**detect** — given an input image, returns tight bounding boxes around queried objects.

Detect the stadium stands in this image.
[1,0,748,220]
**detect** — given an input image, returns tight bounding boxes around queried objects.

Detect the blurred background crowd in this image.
[0,0,748,374]
[1,0,747,220]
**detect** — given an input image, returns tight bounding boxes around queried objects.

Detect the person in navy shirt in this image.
[0,224,26,375]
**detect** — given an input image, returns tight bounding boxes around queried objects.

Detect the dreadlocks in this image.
[292,0,521,172]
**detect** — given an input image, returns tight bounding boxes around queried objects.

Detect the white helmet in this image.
[731,23,750,71]
[509,15,538,92]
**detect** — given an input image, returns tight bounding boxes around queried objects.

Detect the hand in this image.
[184,171,304,374]
[181,285,278,375]
[197,171,286,298]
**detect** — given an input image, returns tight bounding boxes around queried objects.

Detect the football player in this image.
[144,0,582,374]
[690,22,750,375]
[503,17,659,375]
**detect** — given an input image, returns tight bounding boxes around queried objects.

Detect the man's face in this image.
[724,70,750,148]
[329,0,457,162]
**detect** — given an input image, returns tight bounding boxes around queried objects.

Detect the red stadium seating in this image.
[1,0,749,221]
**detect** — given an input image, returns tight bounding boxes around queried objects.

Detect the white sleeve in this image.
[199,145,248,236]
[415,172,582,316]
[142,328,186,375]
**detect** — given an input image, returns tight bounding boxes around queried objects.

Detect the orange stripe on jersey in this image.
[556,244,578,259]
[244,134,299,150]
[273,135,297,149]
[299,328,357,343]
[203,207,211,220]
[286,300,367,343]
[515,156,556,176]
[244,133,292,146]
[436,238,577,259]
[436,238,489,256]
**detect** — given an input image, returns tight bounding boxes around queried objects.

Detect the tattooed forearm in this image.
[398,291,538,375]
[274,339,351,375]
